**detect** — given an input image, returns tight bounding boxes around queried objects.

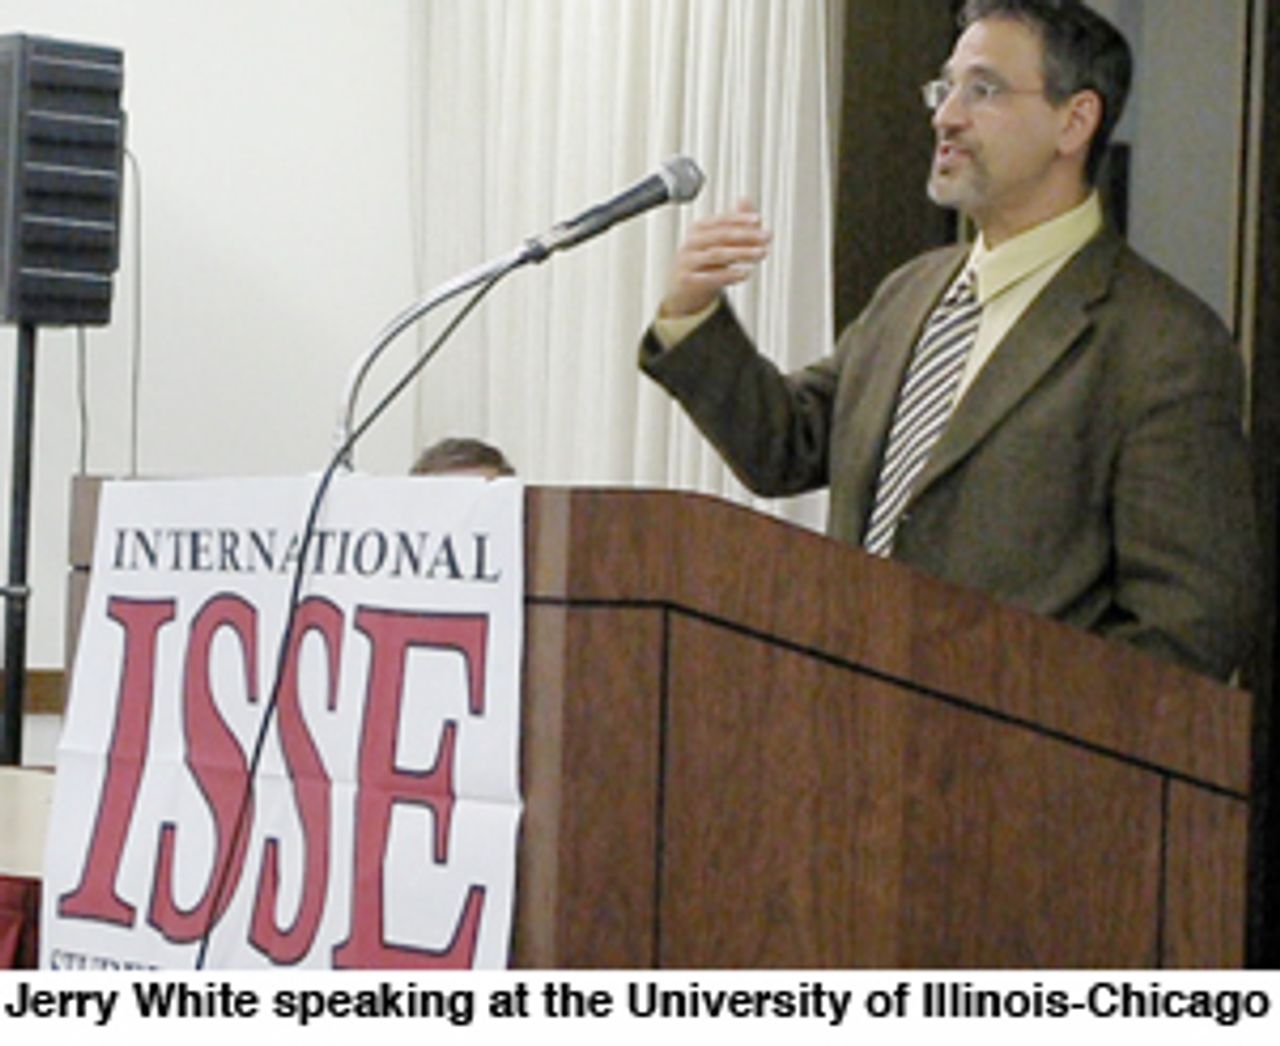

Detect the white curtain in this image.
[408,0,834,530]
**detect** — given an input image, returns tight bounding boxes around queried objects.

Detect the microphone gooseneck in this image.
[335,155,704,461]
[205,154,705,967]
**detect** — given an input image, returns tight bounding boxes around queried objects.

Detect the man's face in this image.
[927,17,1075,240]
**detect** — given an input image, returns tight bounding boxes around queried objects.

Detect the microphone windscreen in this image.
[662,156,705,202]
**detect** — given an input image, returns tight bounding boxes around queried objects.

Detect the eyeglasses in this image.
[921,77,1047,112]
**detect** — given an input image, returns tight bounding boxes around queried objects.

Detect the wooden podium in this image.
[67,479,1250,968]
[514,487,1251,968]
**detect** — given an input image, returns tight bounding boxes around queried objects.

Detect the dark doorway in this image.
[1246,0,1280,970]
[832,2,957,330]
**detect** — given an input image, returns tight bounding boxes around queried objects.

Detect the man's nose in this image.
[931,84,968,133]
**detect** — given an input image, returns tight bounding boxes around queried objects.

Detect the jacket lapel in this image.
[907,229,1123,504]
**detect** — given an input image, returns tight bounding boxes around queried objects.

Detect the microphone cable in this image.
[125,148,144,478]
[71,148,144,478]
[75,327,89,474]
[189,154,701,966]
[192,259,516,969]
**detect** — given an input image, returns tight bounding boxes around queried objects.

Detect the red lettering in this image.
[249,597,343,963]
[58,598,176,926]
[60,591,503,966]
[332,609,488,968]
[148,594,258,942]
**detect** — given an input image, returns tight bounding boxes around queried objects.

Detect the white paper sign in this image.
[40,475,524,970]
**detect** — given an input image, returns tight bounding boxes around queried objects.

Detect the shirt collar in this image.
[967,192,1104,304]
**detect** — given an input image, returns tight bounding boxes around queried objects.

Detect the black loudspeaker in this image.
[0,33,125,326]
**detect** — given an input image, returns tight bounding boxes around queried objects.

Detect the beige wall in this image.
[0,1,417,668]
[1092,0,1251,330]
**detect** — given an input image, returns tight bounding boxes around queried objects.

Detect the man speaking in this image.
[640,0,1257,681]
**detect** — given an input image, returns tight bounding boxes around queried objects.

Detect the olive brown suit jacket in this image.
[641,229,1257,681]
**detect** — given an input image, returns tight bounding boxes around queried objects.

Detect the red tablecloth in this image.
[0,874,39,969]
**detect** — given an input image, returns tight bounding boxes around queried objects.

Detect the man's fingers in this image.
[680,242,770,273]
[684,212,769,247]
[659,203,772,318]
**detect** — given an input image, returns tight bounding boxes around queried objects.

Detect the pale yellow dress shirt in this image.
[957,191,1103,399]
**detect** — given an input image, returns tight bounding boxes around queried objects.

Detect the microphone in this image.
[528,155,704,259]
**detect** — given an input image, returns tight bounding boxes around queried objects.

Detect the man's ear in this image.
[1059,89,1103,163]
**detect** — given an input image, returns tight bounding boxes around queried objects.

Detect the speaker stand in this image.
[2,322,37,765]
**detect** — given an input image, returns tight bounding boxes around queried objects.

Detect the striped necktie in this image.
[863,270,981,557]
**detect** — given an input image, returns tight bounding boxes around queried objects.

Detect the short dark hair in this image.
[961,0,1132,183]
[411,437,515,477]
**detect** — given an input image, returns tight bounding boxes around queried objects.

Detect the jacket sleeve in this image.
[639,301,841,497]
[1104,291,1259,681]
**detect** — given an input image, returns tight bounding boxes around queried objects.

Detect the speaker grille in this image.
[0,34,125,326]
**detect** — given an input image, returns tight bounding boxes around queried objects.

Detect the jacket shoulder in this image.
[836,242,968,349]
[1068,232,1228,342]
[876,243,970,303]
